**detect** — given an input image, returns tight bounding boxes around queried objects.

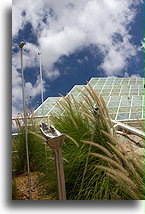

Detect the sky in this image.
[12,0,144,117]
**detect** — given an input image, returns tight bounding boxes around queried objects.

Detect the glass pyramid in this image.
[34,77,144,123]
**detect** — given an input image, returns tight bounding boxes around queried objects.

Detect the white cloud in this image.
[25,77,45,101]
[12,0,143,115]
[13,0,142,75]
[12,43,45,116]
[124,72,141,78]
[12,74,46,116]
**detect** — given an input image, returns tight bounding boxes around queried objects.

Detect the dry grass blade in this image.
[82,140,112,158]
[69,114,78,128]
[29,131,46,141]
[101,130,144,175]
[76,109,95,122]
[105,141,125,165]
[77,101,94,119]
[65,134,79,147]
[101,130,131,155]
[103,171,139,199]
[91,153,127,174]
[96,166,136,189]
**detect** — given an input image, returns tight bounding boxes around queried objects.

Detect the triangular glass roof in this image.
[34,77,144,123]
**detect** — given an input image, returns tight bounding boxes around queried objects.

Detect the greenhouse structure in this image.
[34,77,144,125]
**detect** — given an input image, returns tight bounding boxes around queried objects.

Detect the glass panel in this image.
[111,89,120,92]
[120,92,129,96]
[113,79,122,85]
[129,78,136,83]
[45,103,57,108]
[122,96,132,101]
[47,97,61,102]
[133,96,143,101]
[71,91,81,96]
[112,85,122,89]
[44,106,53,111]
[108,101,120,107]
[139,85,144,89]
[103,85,113,89]
[49,107,62,114]
[97,79,107,85]
[130,85,138,89]
[116,113,129,120]
[43,109,50,115]
[121,82,129,85]
[122,79,129,85]
[122,85,130,89]
[118,107,130,113]
[94,85,104,89]
[136,79,143,84]
[121,89,130,93]
[131,106,142,112]
[139,90,144,95]
[89,78,99,84]
[75,86,84,93]
[35,109,42,116]
[108,107,118,113]
[132,101,142,106]
[130,91,138,95]
[120,101,131,106]
[130,112,142,119]
[44,101,56,106]
[110,96,121,101]
[110,92,120,96]
[101,92,110,96]
[130,89,138,93]
[101,89,111,93]
[105,78,114,85]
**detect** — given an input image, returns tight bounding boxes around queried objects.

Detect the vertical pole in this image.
[38,52,44,121]
[19,42,32,200]
[54,149,66,200]
[38,52,47,161]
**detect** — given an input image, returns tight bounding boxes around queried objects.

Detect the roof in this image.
[34,77,144,123]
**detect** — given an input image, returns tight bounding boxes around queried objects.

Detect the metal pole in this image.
[38,52,44,121]
[54,149,66,200]
[19,42,32,200]
[40,123,67,200]
[38,52,48,161]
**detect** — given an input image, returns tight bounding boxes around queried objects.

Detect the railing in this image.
[112,120,144,139]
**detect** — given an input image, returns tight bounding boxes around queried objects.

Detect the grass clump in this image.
[12,116,57,199]
[12,84,144,200]
[49,84,144,200]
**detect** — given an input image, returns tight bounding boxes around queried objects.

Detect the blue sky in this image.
[12,0,143,116]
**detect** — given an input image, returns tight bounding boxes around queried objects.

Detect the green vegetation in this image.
[12,121,57,199]
[12,84,144,200]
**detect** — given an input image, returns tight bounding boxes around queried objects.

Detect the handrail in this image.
[112,120,144,139]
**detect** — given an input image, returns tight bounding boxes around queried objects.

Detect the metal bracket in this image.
[40,123,66,200]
